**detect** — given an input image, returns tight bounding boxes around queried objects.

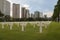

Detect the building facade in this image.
[4,1,10,16]
[25,9,30,18]
[40,12,43,18]
[44,15,47,18]
[0,0,5,13]
[31,13,34,18]
[34,11,40,18]
[21,7,26,18]
[12,3,20,18]
[34,11,43,18]
[21,7,30,18]
[0,0,10,16]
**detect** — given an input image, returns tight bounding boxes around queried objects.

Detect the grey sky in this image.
[8,0,58,17]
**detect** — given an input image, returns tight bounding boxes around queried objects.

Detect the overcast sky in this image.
[7,0,57,17]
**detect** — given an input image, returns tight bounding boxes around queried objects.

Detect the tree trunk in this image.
[58,12,60,22]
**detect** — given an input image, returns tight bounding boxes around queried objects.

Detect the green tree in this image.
[0,11,4,17]
[53,0,60,22]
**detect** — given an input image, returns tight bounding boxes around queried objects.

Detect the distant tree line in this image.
[0,17,52,22]
[0,11,52,22]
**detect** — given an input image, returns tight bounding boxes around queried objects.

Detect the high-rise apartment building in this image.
[34,11,40,18]
[0,0,10,16]
[34,11,43,18]
[31,13,34,18]
[4,1,10,16]
[25,9,30,18]
[21,7,30,18]
[44,15,47,18]
[40,12,43,18]
[12,3,20,18]
[0,0,5,14]
[21,7,25,18]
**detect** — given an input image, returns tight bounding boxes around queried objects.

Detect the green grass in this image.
[0,22,60,40]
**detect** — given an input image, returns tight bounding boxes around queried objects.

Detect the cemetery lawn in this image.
[0,22,60,40]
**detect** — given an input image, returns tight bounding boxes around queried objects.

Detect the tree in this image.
[52,0,60,22]
[0,11,4,17]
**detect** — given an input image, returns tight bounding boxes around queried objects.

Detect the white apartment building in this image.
[0,0,10,16]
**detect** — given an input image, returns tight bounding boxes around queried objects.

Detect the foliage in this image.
[0,11,4,17]
[52,0,60,22]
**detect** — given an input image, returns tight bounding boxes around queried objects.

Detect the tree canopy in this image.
[0,11,4,17]
[52,0,60,21]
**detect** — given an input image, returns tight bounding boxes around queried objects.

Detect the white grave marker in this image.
[40,22,42,33]
[2,23,4,29]
[10,23,13,30]
[20,22,27,32]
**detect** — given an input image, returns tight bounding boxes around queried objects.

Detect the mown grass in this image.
[0,22,60,40]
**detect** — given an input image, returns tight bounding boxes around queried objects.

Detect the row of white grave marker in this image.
[0,21,51,33]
